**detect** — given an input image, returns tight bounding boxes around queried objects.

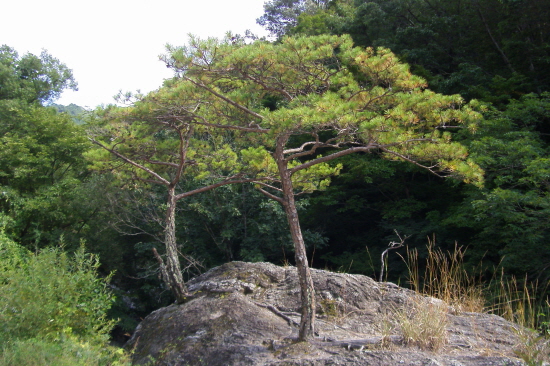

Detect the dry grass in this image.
[400,238,485,313]
[514,330,549,366]
[487,274,550,365]
[375,309,399,349]
[390,238,483,351]
[399,238,550,363]
[488,273,537,327]
[395,297,448,351]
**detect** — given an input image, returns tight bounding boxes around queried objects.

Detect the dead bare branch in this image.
[379,229,410,282]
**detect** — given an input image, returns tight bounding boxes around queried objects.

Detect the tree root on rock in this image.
[253,302,403,350]
[254,302,300,327]
[313,335,403,350]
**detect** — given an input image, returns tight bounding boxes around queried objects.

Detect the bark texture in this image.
[275,136,316,341]
[163,187,187,303]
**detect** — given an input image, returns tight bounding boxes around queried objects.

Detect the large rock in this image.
[127,261,527,365]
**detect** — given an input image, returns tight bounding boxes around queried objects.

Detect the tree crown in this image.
[0,45,77,104]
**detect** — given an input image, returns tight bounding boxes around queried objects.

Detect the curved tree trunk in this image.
[283,188,316,341]
[275,136,316,341]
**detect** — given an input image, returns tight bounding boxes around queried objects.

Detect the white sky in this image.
[2,0,269,109]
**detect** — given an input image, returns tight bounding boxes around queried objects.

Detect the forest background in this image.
[1,0,549,360]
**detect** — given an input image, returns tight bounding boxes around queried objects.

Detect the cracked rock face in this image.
[126,261,526,366]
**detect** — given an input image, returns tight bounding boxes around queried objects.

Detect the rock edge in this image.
[127,261,526,366]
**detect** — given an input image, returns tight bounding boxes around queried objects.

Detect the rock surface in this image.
[127,261,527,365]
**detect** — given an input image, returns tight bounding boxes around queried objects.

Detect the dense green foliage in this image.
[0,45,77,104]
[0,233,128,365]
[0,104,92,248]
[258,0,550,287]
[0,236,114,342]
[0,337,128,366]
[282,0,550,103]
[446,95,550,277]
[0,46,101,251]
[0,46,147,345]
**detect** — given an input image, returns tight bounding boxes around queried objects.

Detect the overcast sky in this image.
[2,0,269,108]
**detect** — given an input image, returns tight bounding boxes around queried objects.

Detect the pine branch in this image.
[89,138,170,186]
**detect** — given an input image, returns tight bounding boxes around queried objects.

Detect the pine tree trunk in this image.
[163,186,187,303]
[276,137,316,341]
[284,188,316,341]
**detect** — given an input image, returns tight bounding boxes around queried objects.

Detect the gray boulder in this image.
[127,261,529,365]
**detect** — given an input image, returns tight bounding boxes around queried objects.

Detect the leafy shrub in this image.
[0,235,115,342]
[0,336,129,366]
[0,232,129,364]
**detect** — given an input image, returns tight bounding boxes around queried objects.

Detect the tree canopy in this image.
[156,33,483,339]
[0,45,77,104]
[267,0,550,104]
[0,46,94,250]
